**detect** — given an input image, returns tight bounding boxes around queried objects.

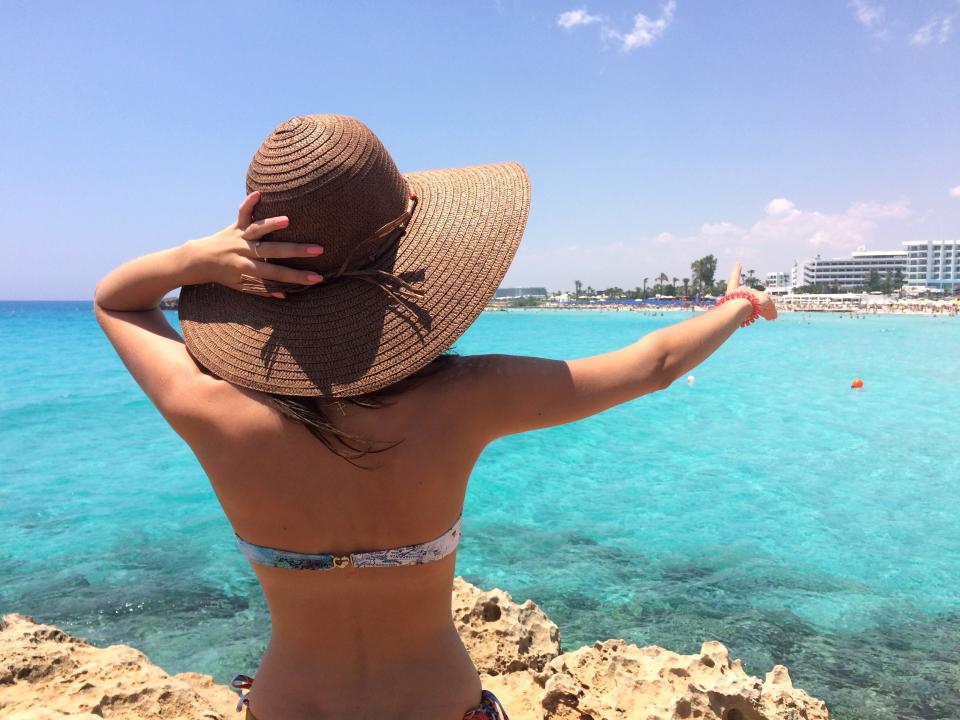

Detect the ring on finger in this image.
[254,240,264,259]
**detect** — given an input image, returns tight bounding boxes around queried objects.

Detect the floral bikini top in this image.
[235,513,462,572]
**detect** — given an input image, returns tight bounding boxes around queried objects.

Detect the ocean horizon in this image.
[2,301,958,720]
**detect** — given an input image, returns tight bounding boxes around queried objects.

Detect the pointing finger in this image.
[727,262,742,294]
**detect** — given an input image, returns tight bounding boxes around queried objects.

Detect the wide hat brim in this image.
[178,162,529,396]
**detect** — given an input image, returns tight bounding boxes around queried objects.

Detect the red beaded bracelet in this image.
[714,290,762,327]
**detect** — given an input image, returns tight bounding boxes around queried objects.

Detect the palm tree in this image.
[682,278,690,296]
[672,277,679,296]
[657,272,669,295]
[643,277,649,299]
[574,280,582,298]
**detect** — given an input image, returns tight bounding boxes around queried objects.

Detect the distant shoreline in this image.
[484,304,959,317]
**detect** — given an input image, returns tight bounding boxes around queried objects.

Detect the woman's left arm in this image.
[94,191,324,425]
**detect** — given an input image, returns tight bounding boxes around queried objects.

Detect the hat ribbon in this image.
[239,195,425,317]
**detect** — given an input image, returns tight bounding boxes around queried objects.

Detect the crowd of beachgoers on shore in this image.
[486,297,960,317]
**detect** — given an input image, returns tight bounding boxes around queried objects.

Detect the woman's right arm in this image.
[461,263,776,440]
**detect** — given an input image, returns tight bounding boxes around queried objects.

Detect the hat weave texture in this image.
[179,115,529,396]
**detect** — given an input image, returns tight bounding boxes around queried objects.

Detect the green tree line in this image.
[572,254,766,300]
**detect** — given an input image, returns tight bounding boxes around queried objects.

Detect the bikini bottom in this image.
[233,675,509,719]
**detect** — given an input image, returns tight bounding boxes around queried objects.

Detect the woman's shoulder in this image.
[414,353,567,434]
[165,367,288,441]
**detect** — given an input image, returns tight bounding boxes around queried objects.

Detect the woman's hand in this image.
[724,262,778,320]
[183,191,324,299]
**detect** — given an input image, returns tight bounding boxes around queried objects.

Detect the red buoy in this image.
[851,378,864,389]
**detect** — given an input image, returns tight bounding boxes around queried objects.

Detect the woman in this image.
[95,114,776,720]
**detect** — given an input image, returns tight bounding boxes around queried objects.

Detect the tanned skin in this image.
[94,192,776,720]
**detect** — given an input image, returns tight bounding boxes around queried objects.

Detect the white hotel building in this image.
[766,241,960,293]
[797,250,907,290]
[903,240,960,292]
[765,271,790,289]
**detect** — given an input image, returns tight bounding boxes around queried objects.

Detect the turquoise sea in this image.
[1,301,958,720]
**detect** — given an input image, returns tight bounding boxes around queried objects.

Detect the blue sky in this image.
[1,0,958,298]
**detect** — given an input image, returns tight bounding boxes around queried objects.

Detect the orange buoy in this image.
[851,378,864,389]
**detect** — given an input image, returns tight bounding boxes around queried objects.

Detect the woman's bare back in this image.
[181,358,487,719]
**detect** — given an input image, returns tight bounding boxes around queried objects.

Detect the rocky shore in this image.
[0,578,829,719]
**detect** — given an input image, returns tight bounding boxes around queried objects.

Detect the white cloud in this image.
[501,197,913,291]
[849,1,891,40]
[847,199,910,219]
[846,2,956,44]
[910,15,953,45]
[850,0,884,29]
[743,198,910,252]
[765,198,797,216]
[950,185,960,198]
[700,221,744,238]
[557,8,602,30]
[603,0,677,51]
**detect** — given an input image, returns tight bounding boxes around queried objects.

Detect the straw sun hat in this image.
[178,114,530,396]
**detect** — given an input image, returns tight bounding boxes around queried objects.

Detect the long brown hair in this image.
[264,352,458,465]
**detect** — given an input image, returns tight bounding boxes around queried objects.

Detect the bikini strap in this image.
[463,690,510,720]
[482,690,510,720]
[230,674,254,713]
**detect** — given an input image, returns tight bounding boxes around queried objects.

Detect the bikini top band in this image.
[235,514,462,571]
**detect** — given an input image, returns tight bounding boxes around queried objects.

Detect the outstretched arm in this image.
[462,263,777,440]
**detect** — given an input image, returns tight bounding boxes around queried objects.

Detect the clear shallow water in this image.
[1,302,958,720]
